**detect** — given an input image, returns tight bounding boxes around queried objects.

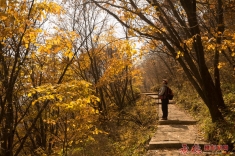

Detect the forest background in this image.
[0,0,235,155]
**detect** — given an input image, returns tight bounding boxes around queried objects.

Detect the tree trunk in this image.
[91,0,226,122]
[3,91,14,156]
[180,0,224,122]
[214,0,226,109]
[202,71,224,122]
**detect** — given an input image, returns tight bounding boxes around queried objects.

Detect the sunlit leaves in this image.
[0,0,86,154]
[121,11,136,21]
[0,0,66,51]
[32,1,64,16]
[26,79,102,152]
[22,28,43,48]
[0,0,6,9]
[217,62,226,69]
[176,51,184,59]
[38,29,78,58]
[0,12,7,20]
[97,39,138,85]
[29,80,99,109]
[128,29,136,36]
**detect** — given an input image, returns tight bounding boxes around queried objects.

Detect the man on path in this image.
[158,79,169,120]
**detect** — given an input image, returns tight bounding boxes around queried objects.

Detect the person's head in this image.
[163,79,168,85]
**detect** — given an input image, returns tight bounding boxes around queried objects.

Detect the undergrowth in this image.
[176,82,235,152]
[68,95,158,156]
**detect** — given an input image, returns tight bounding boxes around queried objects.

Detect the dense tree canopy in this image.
[1,0,235,155]
[91,0,235,122]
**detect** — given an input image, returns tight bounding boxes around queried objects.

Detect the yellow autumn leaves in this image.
[0,0,65,50]
[38,30,78,59]
[0,0,6,8]
[97,40,138,86]
[28,80,99,111]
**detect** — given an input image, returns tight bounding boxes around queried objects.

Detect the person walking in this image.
[158,79,169,120]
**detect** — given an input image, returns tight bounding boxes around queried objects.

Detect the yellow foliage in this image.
[207,44,216,51]
[0,12,7,20]
[37,29,78,58]
[0,0,72,58]
[217,62,226,69]
[176,51,184,59]
[26,79,101,146]
[0,0,6,8]
[128,29,135,36]
[29,80,99,110]
[95,39,138,86]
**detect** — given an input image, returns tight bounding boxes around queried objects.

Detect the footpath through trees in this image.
[142,93,230,155]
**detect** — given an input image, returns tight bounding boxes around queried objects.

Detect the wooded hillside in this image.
[0,0,234,155]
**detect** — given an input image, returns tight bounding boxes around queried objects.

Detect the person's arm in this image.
[159,86,166,96]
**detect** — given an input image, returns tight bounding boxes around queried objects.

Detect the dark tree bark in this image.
[180,0,224,122]
[91,0,226,122]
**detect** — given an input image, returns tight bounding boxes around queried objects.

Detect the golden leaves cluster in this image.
[38,29,78,59]
[98,39,138,85]
[28,80,99,111]
[0,0,65,49]
[27,80,102,146]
